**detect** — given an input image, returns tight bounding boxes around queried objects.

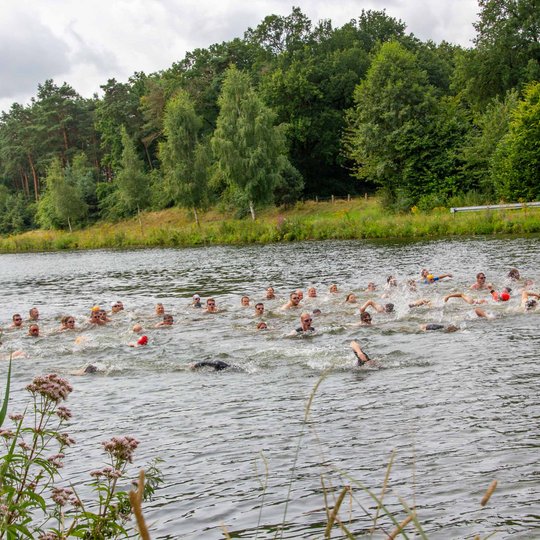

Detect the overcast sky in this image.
[0,0,480,114]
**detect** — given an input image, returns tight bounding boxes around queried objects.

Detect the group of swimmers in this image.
[1,267,537,370]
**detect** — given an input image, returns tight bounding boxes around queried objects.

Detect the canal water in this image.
[0,237,538,538]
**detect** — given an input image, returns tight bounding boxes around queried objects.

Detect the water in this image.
[0,238,539,539]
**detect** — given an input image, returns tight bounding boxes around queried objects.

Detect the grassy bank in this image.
[1,197,540,253]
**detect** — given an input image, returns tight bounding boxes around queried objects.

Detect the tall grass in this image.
[0,199,539,253]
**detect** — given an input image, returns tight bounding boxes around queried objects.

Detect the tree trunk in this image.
[21,170,30,197]
[137,205,144,236]
[193,207,200,227]
[67,216,72,233]
[249,200,256,221]
[28,154,39,201]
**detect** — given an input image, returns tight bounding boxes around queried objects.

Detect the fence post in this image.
[331,195,335,204]
[347,194,351,202]
[365,193,368,200]
[315,196,318,203]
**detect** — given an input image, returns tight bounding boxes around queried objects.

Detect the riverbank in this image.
[1,197,540,252]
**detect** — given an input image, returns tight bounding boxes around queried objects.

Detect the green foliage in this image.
[454,0,540,108]
[37,158,88,230]
[491,82,540,200]
[114,126,150,215]
[212,66,290,219]
[459,90,519,196]
[159,90,209,223]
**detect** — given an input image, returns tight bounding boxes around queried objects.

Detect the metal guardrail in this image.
[450,202,540,213]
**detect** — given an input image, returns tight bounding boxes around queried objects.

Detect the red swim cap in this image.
[500,292,510,301]
[137,335,148,345]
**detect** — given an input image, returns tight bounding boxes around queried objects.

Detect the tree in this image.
[37,158,87,231]
[211,66,289,219]
[491,82,540,201]
[453,0,540,108]
[114,126,150,216]
[343,41,437,202]
[159,90,209,225]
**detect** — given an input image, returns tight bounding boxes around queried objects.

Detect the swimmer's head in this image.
[256,321,268,330]
[312,308,322,316]
[132,323,143,333]
[525,299,537,310]
[426,274,434,282]
[384,303,394,313]
[137,335,148,346]
[445,324,459,333]
[500,291,510,302]
[192,294,200,301]
[508,268,520,280]
[360,312,372,324]
[91,305,100,312]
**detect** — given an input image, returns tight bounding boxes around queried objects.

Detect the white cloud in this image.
[0,0,479,113]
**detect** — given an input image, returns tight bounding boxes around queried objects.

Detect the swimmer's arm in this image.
[409,299,431,308]
[350,340,369,364]
[438,273,452,280]
[444,293,463,302]
[359,299,379,313]
[474,308,488,318]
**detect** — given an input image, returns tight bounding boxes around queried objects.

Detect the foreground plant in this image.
[0,373,161,539]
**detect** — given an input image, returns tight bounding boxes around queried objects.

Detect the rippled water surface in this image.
[0,238,539,539]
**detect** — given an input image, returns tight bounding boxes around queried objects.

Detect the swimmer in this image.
[329,284,338,293]
[59,316,76,331]
[128,335,148,347]
[312,308,322,316]
[406,279,417,292]
[365,282,377,292]
[265,287,276,300]
[345,293,357,304]
[521,290,540,311]
[88,311,105,325]
[111,301,124,313]
[444,293,487,305]
[254,302,265,316]
[191,294,202,308]
[132,323,143,333]
[155,314,174,327]
[408,299,431,308]
[293,312,315,334]
[155,303,165,316]
[98,309,111,323]
[490,287,511,302]
[28,324,40,337]
[386,276,397,288]
[507,268,520,281]
[295,289,304,301]
[474,308,495,319]
[10,314,24,329]
[470,272,492,290]
[205,298,218,313]
[190,360,231,371]
[240,295,251,307]
[281,292,301,310]
[307,287,317,298]
[359,311,372,325]
[70,363,106,376]
[28,307,39,321]
[359,299,394,314]
[256,321,268,330]
[424,272,452,284]
[420,323,459,332]
[350,340,374,367]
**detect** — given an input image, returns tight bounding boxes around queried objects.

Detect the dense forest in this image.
[0,0,539,234]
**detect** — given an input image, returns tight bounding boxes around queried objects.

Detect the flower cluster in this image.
[9,413,24,422]
[90,466,123,480]
[0,428,15,440]
[26,374,73,403]
[38,533,62,540]
[50,486,73,507]
[47,453,65,468]
[56,406,72,421]
[102,436,139,464]
[55,433,76,447]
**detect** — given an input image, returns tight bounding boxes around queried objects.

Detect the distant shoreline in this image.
[1,198,539,254]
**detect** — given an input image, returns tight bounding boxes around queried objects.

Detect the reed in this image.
[1,198,539,253]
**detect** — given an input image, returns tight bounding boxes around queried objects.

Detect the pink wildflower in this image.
[56,406,72,421]
[101,435,139,463]
[26,374,73,403]
[51,486,73,506]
